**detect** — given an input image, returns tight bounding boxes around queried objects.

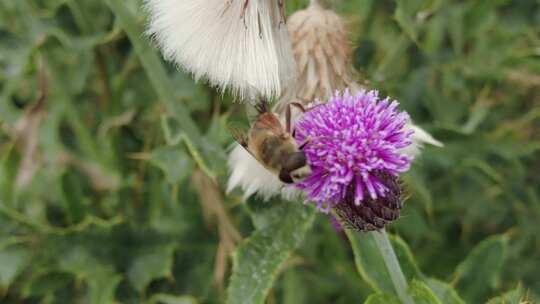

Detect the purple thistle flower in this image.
[294,90,413,215]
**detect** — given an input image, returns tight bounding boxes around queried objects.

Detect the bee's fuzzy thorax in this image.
[145,0,296,100]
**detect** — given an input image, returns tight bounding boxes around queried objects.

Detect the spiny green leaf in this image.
[226,201,316,304]
[87,270,122,304]
[147,294,198,304]
[59,246,121,304]
[127,243,177,293]
[21,271,72,299]
[453,234,508,303]
[149,146,193,185]
[364,280,443,304]
[0,246,31,290]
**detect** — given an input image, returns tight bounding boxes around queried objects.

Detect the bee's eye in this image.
[282,152,307,171]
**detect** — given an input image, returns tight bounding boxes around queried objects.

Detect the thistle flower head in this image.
[294,90,413,212]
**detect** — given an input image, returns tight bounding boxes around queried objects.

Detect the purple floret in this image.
[294,90,413,212]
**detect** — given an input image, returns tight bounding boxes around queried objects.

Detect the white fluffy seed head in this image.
[145,0,296,101]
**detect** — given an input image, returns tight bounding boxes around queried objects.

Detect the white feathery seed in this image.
[401,123,444,158]
[145,0,296,100]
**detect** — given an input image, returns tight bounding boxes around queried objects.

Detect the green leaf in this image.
[59,246,121,304]
[60,170,87,223]
[364,293,401,304]
[0,144,19,205]
[345,231,422,293]
[346,230,394,293]
[21,271,72,299]
[87,269,122,304]
[347,231,464,304]
[426,278,465,304]
[127,244,177,293]
[365,280,442,304]
[147,294,198,304]
[453,234,508,303]
[282,269,306,304]
[149,146,194,185]
[409,280,443,304]
[226,201,316,304]
[0,246,31,290]
[486,285,527,304]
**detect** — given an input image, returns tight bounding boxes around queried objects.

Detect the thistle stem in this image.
[371,229,414,304]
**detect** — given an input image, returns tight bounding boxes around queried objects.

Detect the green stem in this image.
[371,229,414,304]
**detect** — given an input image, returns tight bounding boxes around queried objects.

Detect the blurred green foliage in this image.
[0,0,539,303]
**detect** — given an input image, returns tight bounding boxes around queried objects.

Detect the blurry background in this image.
[0,0,539,303]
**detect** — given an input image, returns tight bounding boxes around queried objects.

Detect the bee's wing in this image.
[254,112,287,136]
[227,123,250,150]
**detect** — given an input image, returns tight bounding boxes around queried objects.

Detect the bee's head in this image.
[279,152,312,184]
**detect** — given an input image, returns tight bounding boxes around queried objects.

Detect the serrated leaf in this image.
[147,294,198,304]
[59,246,121,304]
[21,271,72,298]
[87,270,122,304]
[149,146,193,185]
[226,201,316,304]
[127,244,176,293]
[364,280,442,304]
[453,234,508,303]
[0,246,31,290]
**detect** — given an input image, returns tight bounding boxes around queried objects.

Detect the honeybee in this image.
[230,100,311,184]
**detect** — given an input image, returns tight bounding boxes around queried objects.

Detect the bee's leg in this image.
[286,101,292,134]
[289,101,306,113]
[286,100,308,135]
[298,136,313,150]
